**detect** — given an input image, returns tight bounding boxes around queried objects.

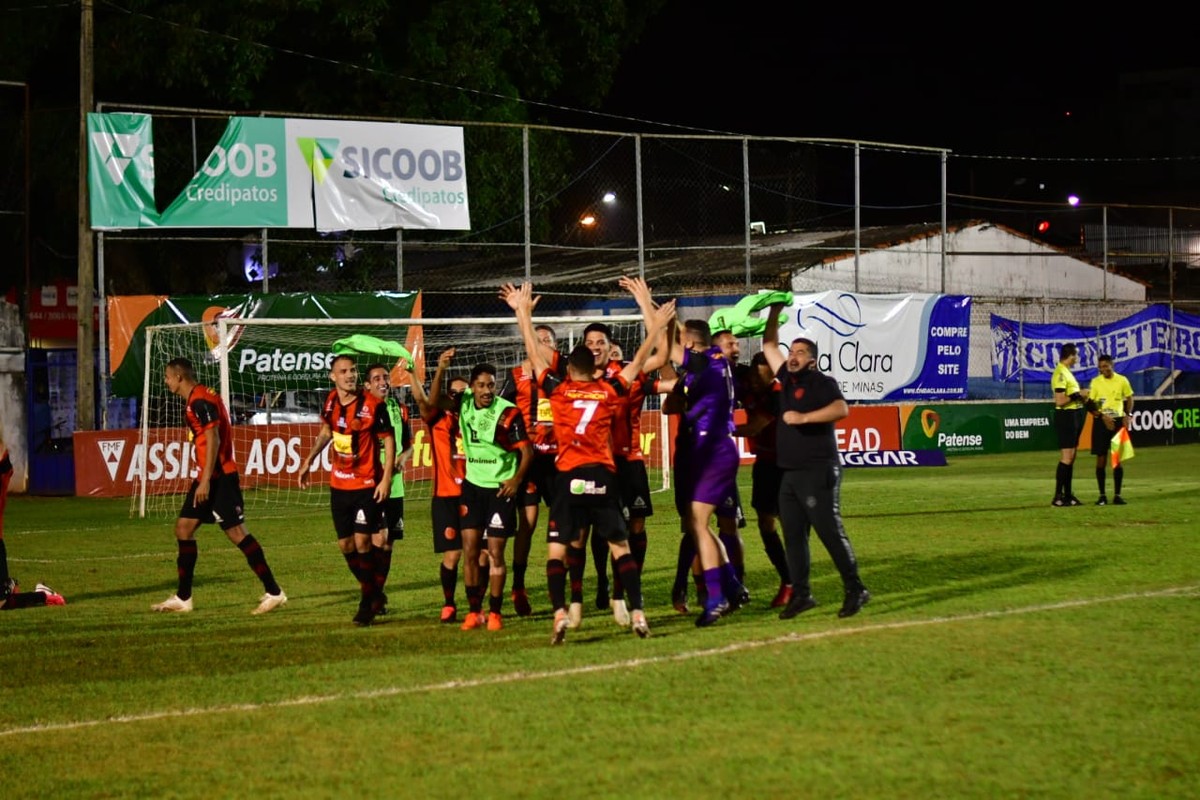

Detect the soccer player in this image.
[1088,354,1135,505]
[762,306,870,619]
[151,357,287,615]
[580,293,670,627]
[501,279,676,644]
[500,323,564,618]
[411,348,470,622]
[737,351,793,608]
[453,356,534,632]
[656,318,748,627]
[1051,343,1091,507]
[0,428,12,603]
[298,354,394,626]
[365,363,415,614]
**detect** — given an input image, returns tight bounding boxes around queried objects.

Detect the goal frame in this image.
[136,315,671,518]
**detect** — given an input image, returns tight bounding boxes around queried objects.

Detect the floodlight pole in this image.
[77,0,96,431]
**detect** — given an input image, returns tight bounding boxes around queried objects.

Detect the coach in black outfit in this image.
[761,302,870,619]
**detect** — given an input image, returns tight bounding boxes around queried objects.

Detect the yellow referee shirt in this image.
[1051,362,1082,410]
[1089,372,1134,417]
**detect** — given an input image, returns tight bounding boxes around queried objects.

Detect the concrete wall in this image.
[0,301,27,493]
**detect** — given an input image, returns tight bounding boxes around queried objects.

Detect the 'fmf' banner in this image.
[776,292,971,401]
[88,114,470,233]
[990,305,1200,382]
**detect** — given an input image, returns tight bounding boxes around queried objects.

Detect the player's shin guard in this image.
[440,563,458,607]
[1114,466,1124,495]
[237,534,280,595]
[1096,467,1106,496]
[566,544,586,604]
[615,553,643,611]
[176,540,198,600]
[547,558,567,611]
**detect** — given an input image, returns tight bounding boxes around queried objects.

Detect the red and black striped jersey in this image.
[539,372,628,473]
[502,350,564,455]
[185,384,238,476]
[602,359,650,461]
[424,407,466,498]
[320,389,394,491]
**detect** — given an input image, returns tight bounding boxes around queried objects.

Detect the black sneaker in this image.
[353,602,378,627]
[1095,496,1108,506]
[376,591,389,616]
[1067,496,1083,507]
[1051,497,1066,507]
[1113,495,1127,505]
[1,577,15,603]
[778,594,818,620]
[838,588,871,618]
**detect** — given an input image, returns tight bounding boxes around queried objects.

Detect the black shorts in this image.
[517,452,557,507]
[547,465,628,545]
[616,457,654,519]
[1055,408,1086,449]
[1090,416,1125,456]
[751,457,782,516]
[431,495,464,553]
[460,480,516,539]
[330,487,383,540]
[383,497,405,542]
[179,471,246,531]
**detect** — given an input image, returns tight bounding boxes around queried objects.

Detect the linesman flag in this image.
[1110,426,1135,469]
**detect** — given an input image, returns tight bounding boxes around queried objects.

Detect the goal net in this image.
[131,315,671,519]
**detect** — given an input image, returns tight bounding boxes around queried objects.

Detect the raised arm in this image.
[425,347,455,414]
[619,275,671,373]
[762,301,786,374]
[499,282,548,380]
[620,298,677,385]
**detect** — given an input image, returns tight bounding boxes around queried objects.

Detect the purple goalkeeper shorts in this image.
[675,434,739,508]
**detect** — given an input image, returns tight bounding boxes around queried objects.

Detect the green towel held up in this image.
[331,334,414,371]
[707,290,793,338]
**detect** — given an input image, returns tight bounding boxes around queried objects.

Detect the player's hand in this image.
[497,477,519,498]
[1102,415,1116,431]
[437,347,455,368]
[193,478,210,506]
[298,462,311,488]
[374,484,389,503]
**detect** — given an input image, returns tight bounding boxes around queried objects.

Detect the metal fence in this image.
[7,103,1200,421]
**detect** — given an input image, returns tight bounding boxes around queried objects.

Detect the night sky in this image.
[601,3,1199,156]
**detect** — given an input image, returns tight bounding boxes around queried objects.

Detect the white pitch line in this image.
[2,584,1196,738]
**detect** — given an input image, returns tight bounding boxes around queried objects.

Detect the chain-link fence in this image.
[11,105,1200,419]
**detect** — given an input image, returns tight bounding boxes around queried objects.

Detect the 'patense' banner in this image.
[990,305,1200,382]
[776,292,971,401]
[88,114,470,233]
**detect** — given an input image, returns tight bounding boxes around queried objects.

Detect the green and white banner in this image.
[88,114,470,233]
[88,113,158,230]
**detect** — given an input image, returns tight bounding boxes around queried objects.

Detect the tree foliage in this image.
[0,0,667,292]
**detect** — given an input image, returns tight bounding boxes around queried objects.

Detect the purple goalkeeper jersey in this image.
[681,345,736,445]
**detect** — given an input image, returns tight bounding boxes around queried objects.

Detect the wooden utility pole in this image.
[77,0,95,430]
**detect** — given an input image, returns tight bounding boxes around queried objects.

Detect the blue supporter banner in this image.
[991,305,1200,382]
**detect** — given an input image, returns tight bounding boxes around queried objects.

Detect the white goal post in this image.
[132,315,672,518]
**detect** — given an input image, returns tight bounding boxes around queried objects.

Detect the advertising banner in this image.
[87,113,157,230]
[1120,397,1200,447]
[74,411,668,499]
[88,114,470,233]
[107,291,420,397]
[776,292,971,401]
[899,402,1058,454]
[990,305,1200,382]
[724,405,903,465]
